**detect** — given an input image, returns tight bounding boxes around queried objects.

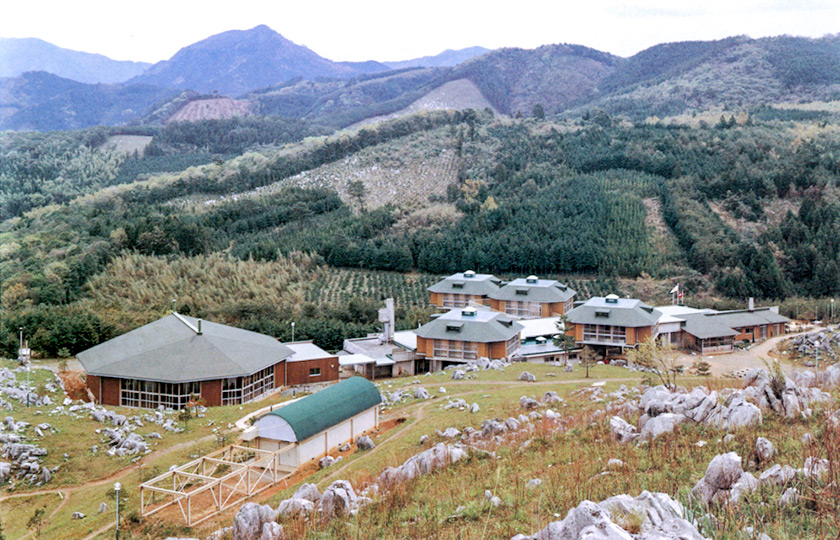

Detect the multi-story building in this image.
[488,276,575,318]
[428,271,501,309]
[565,295,662,355]
[414,306,523,371]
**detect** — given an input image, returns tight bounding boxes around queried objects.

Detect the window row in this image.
[433,339,478,360]
[223,366,275,406]
[582,324,627,344]
[504,301,542,317]
[120,379,200,409]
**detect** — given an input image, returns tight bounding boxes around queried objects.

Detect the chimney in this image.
[197,319,203,335]
[748,297,754,311]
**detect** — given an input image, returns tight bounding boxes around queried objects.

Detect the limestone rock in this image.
[640,413,685,442]
[518,371,536,382]
[754,437,775,464]
[233,503,278,540]
[355,435,375,450]
[609,416,638,444]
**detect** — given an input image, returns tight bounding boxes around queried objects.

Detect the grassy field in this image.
[0,358,293,540]
[4,357,838,540]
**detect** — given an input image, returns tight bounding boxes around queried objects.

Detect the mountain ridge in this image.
[0,37,151,84]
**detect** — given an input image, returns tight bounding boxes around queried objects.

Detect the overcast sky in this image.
[2,0,837,63]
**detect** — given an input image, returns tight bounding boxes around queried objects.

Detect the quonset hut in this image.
[77,313,295,408]
[253,377,381,468]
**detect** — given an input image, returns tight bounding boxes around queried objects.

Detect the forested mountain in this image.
[2,106,840,356]
[0,71,176,130]
[383,47,492,69]
[127,25,388,95]
[0,37,150,83]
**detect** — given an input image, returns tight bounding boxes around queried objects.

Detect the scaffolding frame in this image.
[140,443,296,526]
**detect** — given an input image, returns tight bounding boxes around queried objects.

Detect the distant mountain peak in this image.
[128,25,387,95]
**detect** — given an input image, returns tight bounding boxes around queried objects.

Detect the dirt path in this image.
[1,433,217,540]
[675,330,813,377]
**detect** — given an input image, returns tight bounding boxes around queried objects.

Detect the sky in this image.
[2,0,838,63]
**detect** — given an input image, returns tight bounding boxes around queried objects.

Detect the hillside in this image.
[128,25,388,95]
[448,43,624,115]
[351,79,498,127]
[4,107,840,356]
[166,97,252,123]
[587,35,840,119]
[0,37,150,83]
[0,71,176,130]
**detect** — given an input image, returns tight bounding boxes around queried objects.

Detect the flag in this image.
[669,284,679,294]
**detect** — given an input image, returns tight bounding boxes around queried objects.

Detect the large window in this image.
[700,336,733,352]
[120,379,200,409]
[442,293,470,308]
[433,339,478,360]
[223,366,275,406]
[582,324,626,345]
[309,367,321,377]
[504,301,542,318]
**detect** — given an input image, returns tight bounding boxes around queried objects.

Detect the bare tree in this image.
[627,337,682,390]
[580,345,596,378]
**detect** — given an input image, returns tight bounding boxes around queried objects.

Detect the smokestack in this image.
[748,298,754,311]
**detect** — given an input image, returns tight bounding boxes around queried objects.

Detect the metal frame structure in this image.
[140,444,296,526]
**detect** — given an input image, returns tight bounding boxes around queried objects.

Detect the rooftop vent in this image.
[464,270,476,278]
[452,281,465,289]
[462,307,477,317]
[526,275,538,283]
[556,284,567,291]
[515,288,529,295]
[536,336,546,344]
[595,310,610,318]
[446,323,464,332]
[605,294,619,304]
[498,318,514,327]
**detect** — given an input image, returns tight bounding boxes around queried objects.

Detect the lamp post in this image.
[114,482,121,539]
[20,327,29,408]
[291,321,295,342]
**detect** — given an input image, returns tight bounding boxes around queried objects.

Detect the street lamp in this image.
[291,321,295,342]
[114,482,121,540]
[20,328,29,408]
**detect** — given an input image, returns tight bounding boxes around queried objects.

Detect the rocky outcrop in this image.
[512,491,707,540]
[232,503,279,540]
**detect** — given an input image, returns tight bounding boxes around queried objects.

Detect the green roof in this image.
[262,377,381,442]
[415,307,523,342]
[77,313,293,383]
[489,277,575,303]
